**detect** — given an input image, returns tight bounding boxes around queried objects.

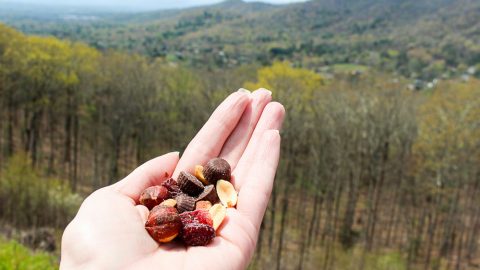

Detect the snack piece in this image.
[203,158,231,184]
[175,194,196,213]
[160,199,177,208]
[181,223,216,246]
[161,178,182,197]
[209,203,227,231]
[196,200,213,211]
[139,186,169,210]
[216,180,238,208]
[196,185,219,204]
[145,205,181,243]
[194,165,209,185]
[179,209,213,227]
[177,172,204,197]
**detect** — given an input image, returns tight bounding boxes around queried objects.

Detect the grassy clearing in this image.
[0,237,58,270]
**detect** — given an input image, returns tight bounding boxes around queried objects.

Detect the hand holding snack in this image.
[60,89,285,270]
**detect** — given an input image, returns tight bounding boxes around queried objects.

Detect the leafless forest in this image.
[0,24,480,269]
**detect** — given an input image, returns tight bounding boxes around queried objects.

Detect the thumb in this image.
[112,152,180,201]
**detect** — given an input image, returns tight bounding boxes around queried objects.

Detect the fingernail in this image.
[237,88,251,94]
[269,129,280,136]
[258,88,272,96]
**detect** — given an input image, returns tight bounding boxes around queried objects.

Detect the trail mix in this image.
[139,158,237,246]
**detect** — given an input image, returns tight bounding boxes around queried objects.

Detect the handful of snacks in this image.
[139,158,238,246]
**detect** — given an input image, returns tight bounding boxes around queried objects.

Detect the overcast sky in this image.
[6,0,309,11]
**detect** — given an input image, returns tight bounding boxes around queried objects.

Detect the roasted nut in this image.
[196,200,213,211]
[177,172,204,197]
[196,185,219,204]
[139,186,169,210]
[209,203,227,231]
[181,223,216,246]
[175,194,196,213]
[145,205,182,243]
[160,199,177,207]
[161,178,181,197]
[216,180,237,208]
[195,165,209,185]
[203,158,231,184]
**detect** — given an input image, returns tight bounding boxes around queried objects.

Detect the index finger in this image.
[173,90,251,178]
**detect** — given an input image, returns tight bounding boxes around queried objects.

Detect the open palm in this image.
[60,89,285,270]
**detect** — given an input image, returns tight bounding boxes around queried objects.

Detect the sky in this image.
[5,0,310,11]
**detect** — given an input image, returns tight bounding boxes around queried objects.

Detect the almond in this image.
[209,203,227,231]
[195,165,209,185]
[216,180,237,208]
[160,199,177,208]
[196,200,213,211]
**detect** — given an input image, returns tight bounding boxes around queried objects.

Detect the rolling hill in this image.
[1,0,479,79]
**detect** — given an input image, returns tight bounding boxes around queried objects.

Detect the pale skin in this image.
[60,89,285,270]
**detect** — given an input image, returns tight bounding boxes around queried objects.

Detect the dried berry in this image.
[203,158,231,184]
[196,200,213,211]
[196,185,220,204]
[179,209,213,227]
[160,199,177,208]
[161,178,181,197]
[177,172,204,197]
[194,165,209,185]
[139,186,169,210]
[175,194,196,213]
[145,206,181,243]
[181,223,216,246]
[209,203,227,231]
[216,180,238,208]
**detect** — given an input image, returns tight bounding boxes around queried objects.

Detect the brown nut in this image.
[196,185,219,204]
[216,180,237,208]
[139,185,169,210]
[203,158,231,184]
[195,165,209,185]
[177,172,204,197]
[196,200,213,211]
[160,199,177,207]
[145,205,181,243]
[209,203,227,231]
[175,194,196,213]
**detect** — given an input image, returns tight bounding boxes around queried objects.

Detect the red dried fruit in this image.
[145,205,182,243]
[139,186,170,210]
[161,178,181,197]
[179,210,213,227]
[181,223,216,246]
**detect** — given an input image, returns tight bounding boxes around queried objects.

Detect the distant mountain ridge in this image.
[1,0,479,79]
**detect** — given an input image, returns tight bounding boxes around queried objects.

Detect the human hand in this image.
[60,89,285,270]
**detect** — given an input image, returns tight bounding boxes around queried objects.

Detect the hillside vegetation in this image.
[2,0,479,81]
[0,1,480,269]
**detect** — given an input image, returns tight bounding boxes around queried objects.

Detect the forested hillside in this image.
[0,1,480,269]
[2,0,479,81]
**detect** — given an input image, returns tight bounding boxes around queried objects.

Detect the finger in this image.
[173,90,251,178]
[233,130,281,240]
[233,102,285,189]
[224,130,280,250]
[113,152,180,200]
[136,205,149,224]
[219,89,272,168]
